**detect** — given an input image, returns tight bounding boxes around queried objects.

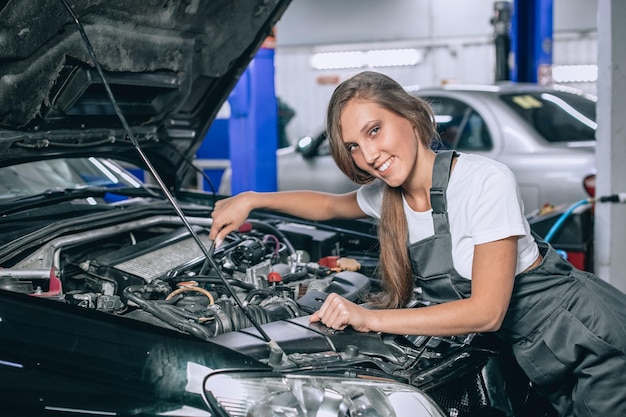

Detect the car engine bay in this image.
[1,206,379,333]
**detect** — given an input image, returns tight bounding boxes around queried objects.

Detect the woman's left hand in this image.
[309,293,372,332]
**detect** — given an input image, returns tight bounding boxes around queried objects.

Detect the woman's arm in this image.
[311,236,518,336]
[209,190,366,246]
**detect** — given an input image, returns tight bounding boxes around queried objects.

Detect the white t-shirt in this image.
[356,153,539,279]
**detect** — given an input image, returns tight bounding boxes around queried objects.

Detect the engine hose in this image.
[244,289,272,303]
[149,303,215,341]
[210,301,300,336]
[224,304,269,334]
[280,266,309,284]
[246,219,296,256]
[244,285,295,303]
[123,287,214,341]
[165,286,215,304]
[186,277,255,291]
[159,303,204,321]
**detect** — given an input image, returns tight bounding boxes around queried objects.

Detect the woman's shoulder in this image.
[454,153,517,184]
[359,179,386,195]
[450,153,521,208]
[356,180,386,218]
[457,152,512,172]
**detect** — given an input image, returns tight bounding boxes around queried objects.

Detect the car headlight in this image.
[202,371,446,417]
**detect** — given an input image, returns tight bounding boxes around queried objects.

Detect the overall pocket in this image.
[414,273,466,303]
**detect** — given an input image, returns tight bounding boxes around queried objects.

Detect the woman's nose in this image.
[360,141,380,164]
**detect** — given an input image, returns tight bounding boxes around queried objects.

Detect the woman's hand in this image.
[309,293,373,332]
[209,192,255,247]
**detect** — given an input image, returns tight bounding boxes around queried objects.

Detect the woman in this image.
[209,71,626,416]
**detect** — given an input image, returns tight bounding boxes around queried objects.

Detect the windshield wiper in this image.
[0,186,156,215]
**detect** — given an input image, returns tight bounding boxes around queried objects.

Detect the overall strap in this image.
[430,150,457,234]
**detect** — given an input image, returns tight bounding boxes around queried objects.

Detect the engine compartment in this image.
[0,211,381,338]
[0,209,475,369]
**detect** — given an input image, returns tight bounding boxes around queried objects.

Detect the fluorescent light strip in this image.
[365,49,422,67]
[311,48,421,70]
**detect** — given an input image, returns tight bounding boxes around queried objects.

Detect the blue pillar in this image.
[510,0,553,83]
[227,48,278,194]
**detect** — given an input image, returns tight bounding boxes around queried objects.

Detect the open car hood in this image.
[0,0,289,187]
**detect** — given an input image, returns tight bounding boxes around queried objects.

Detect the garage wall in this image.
[275,36,497,142]
[274,0,599,142]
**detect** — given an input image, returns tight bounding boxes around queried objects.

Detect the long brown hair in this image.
[326,71,437,308]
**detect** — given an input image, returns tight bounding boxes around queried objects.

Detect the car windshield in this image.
[500,90,597,143]
[0,158,144,199]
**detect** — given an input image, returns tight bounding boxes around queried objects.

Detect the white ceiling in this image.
[276,0,598,48]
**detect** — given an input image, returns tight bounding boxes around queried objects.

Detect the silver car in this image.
[278,83,597,214]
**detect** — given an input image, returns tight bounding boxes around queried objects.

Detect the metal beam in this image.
[595,0,626,291]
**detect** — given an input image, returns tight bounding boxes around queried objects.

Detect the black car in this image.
[0,1,556,416]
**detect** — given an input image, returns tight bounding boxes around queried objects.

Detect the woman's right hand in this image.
[209,190,363,248]
[209,191,255,247]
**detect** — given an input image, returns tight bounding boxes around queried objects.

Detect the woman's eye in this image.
[347,143,358,152]
[369,126,380,137]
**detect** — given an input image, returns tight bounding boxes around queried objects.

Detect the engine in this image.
[0,214,379,340]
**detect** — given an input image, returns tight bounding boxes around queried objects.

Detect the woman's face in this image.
[340,98,419,188]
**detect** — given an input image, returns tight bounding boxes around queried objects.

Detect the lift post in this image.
[227,46,279,194]
[510,0,553,84]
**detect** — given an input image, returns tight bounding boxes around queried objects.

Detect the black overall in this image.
[409,151,626,417]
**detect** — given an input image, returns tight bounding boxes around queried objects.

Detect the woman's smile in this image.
[376,157,393,173]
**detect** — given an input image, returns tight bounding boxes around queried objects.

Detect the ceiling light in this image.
[310,48,422,70]
[310,51,366,70]
[365,48,422,67]
[552,65,598,83]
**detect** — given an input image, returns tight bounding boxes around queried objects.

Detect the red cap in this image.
[318,255,339,268]
[267,271,282,283]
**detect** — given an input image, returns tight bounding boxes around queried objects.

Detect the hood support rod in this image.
[59,0,286,366]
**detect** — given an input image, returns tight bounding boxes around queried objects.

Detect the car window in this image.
[0,158,141,199]
[500,91,596,143]
[457,110,492,150]
[424,96,493,151]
